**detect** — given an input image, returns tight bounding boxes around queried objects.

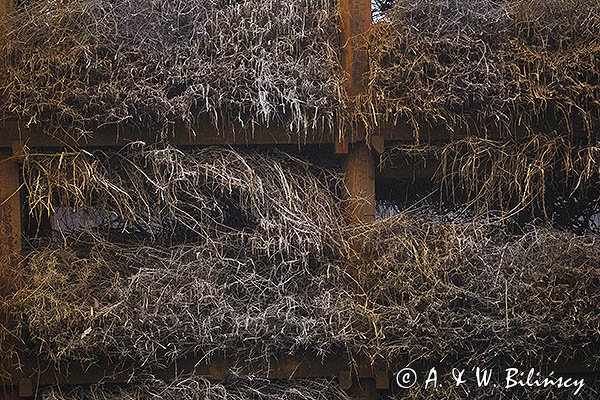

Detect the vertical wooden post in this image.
[340,6,377,398]
[0,149,21,296]
[1,0,19,296]
[1,0,15,126]
[345,143,375,223]
[340,0,371,96]
[0,0,14,47]
[340,0,375,224]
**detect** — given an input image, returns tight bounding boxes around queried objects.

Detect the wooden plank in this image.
[1,118,584,150]
[0,119,345,148]
[9,141,23,158]
[338,370,352,390]
[0,352,395,387]
[0,120,463,149]
[345,143,375,223]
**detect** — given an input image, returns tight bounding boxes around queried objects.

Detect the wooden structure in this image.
[1,1,596,399]
[0,0,388,399]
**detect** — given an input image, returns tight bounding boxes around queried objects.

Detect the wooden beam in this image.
[1,118,587,150]
[0,119,346,149]
[345,143,375,223]
[0,352,386,388]
[1,386,18,400]
[0,1,13,66]
[340,0,371,96]
[348,379,378,400]
[340,0,375,225]
[0,149,21,297]
[335,136,349,154]
[0,119,417,149]
[369,135,384,155]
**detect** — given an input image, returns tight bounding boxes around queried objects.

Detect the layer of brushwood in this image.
[382,136,600,219]
[2,0,599,144]
[351,211,600,369]
[41,376,350,400]
[11,146,353,367]
[2,146,598,381]
[0,0,343,140]
[366,0,600,139]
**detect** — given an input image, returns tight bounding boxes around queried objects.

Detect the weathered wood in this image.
[0,119,344,148]
[0,118,568,150]
[0,149,20,393]
[340,0,371,96]
[0,149,21,297]
[0,0,13,67]
[17,379,32,399]
[345,143,376,223]
[335,136,349,154]
[374,366,389,390]
[340,1,375,226]
[0,353,384,387]
[370,135,384,155]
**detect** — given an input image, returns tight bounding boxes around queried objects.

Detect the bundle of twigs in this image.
[2,146,597,384]
[383,137,600,218]
[350,210,600,370]
[366,0,600,139]
[14,238,354,367]
[11,145,353,367]
[22,145,347,258]
[1,0,343,140]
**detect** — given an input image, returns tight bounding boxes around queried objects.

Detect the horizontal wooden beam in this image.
[0,353,387,389]
[0,119,347,148]
[0,118,538,150]
[1,118,591,150]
